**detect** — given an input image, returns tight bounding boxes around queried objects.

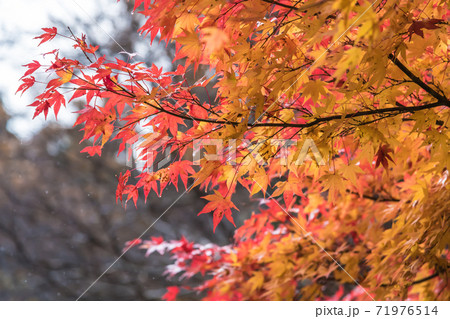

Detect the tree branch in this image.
[388,54,448,102]
[261,0,329,11]
[109,55,449,131]
[381,272,440,288]
[347,190,400,202]
[410,273,439,286]
[122,100,447,130]
[251,101,448,128]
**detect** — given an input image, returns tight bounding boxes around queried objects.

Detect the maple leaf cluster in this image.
[19,0,449,300]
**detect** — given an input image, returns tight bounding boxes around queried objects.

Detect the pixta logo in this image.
[193,138,325,166]
[125,135,325,172]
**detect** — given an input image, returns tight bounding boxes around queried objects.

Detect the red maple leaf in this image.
[198,192,237,232]
[116,171,131,203]
[407,19,443,40]
[162,286,179,301]
[16,76,36,96]
[30,100,51,119]
[123,238,142,251]
[169,161,195,191]
[81,145,102,157]
[20,60,41,79]
[375,144,395,170]
[34,27,58,46]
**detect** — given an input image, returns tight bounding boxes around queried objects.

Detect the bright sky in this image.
[0,0,168,140]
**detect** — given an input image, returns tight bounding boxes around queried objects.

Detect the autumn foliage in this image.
[19,0,449,300]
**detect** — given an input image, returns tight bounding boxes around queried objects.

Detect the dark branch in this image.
[261,0,302,10]
[388,53,447,102]
[347,190,400,202]
[381,272,440,288]
[261,0,329,11]
[410,273,439,286]
[122,100,447,130]
[251,101,448,128]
